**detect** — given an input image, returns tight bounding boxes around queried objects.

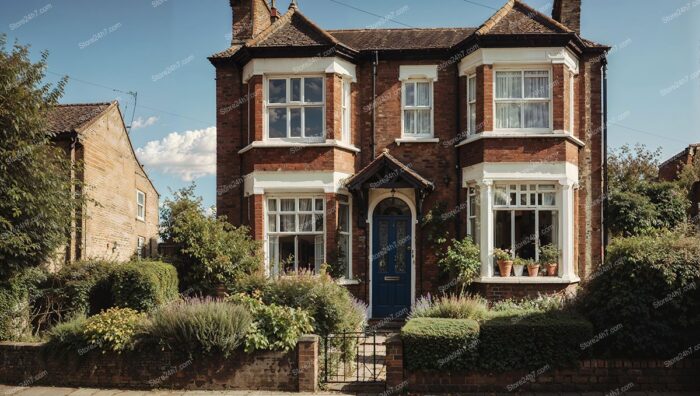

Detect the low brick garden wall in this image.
[386,335,700,393]
[0,335,319,392]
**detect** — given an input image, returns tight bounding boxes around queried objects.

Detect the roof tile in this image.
[45,102,112,134]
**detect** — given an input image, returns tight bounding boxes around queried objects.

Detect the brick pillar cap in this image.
[298,334,319,342]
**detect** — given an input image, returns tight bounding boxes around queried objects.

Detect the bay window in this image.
[341,79,351,143]
[266,76,324,139]
[492,183,559,275]
[467,75,477,135]
[494,70,551,130]
[466,185,480,243]
[402,80,433,137]
[267,196,325,275]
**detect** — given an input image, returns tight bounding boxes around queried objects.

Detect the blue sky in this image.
[2,0,699,208]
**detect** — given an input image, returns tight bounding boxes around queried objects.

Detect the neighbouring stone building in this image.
[660,143,700,219]
[210,0,609,316]
[47,101,159,266]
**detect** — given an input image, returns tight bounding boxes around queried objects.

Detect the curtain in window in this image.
[496,71,522,99]
[496,103,521,129]
[416,82,430,106]
[524,71,549,98]
[269,236,279,276]
[314,235,324,272]
[524,102,549,128]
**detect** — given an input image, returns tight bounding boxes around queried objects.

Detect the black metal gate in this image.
[321,331,387,384]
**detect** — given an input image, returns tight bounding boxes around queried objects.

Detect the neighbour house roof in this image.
[210,0,608,64]
[45,102,113,134]
[660,143,700,169]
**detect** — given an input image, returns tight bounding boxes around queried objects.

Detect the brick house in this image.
[210,0,609,316]
[47,101,159,267]
[660,144,700,218]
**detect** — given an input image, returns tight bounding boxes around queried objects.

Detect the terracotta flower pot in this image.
[527,265,540,277]
[546,263,558,276]
[498,260,513,277]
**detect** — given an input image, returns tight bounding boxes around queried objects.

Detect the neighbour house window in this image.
[341,79,351,143]
[266,76,325,140]
[494,70,551,130]
[467,75,477,135]
[267,196,325,276]
[136,190,145,221]
[492,183,559,275]
[337,195,352,279]
[402,80,433,137]
[137,236,145,259]
[466,185,480,243]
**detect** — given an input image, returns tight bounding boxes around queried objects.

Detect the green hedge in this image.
[108,261,179,312]
[401,318,480,371]
[478,311,593,371]
[0,282,29,341]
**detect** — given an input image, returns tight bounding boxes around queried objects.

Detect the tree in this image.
[0,36,78,279]
[160,184,262,294]
[608,144,661,192]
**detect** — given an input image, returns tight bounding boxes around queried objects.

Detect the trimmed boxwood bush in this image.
[401,317,480,371]
[108,261,179,312]
[478,311,593,371]
[576,232,700,357]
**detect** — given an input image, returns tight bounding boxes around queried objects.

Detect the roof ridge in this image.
[475,0,515,35]
[327,27,475,32]
[54,101,114,107]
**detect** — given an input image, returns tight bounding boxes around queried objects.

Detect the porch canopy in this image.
[345,150,434,221]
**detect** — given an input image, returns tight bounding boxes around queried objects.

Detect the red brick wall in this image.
[471,282,578,301]
[0,341,307,391]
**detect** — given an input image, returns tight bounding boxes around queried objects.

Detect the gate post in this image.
[385,333,405,388]
[297,334,318,392]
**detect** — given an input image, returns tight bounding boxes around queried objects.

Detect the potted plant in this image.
[526,258,540,277]
[493,248,513,277]
[512,257,526,276]
[539,244,560,276]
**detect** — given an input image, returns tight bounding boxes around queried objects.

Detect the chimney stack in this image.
[552,0,581,35]
[270,0,280,22]
[229,0,272,44]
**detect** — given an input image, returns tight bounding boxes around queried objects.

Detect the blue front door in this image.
[372,199,412,318]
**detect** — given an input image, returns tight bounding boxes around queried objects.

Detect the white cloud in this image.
[136,127,216,181]
[131,116,159,129]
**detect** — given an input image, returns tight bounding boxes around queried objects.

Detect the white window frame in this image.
[467,74,477,135]
[401,79,434,137]
[337,194,352,280]
[466,185,479,242]
[569,72,575,135]
[492,183,559,266]
[264,75,326,141]
[266,195,326,276]
[493,67,553,133]
[136,190,145,221]
[341,79,351,144]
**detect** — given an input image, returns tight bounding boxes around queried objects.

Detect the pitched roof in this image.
[476,0,572,36]
[346,150,434,191]
[45,102,113,134]
[327,28,475,51]
[251,10,337,47]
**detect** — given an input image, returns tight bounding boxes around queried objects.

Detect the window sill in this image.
[239,139,360,154]
[395,137,440,145]
[336,278,360,286]
[473,276,580,284]
[455,131,584,148]
[136,217,145,223]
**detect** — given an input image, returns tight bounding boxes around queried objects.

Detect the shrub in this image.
[576,232,700,357]
[49,260,114,317]
[261,273,366,336]
[401,317,480,371]
[45,314,88,353]
[478,311,593,371]
[161,184,262,295]
[607,190,657,237]
[0,281,29,341]
[108,261,179,312]
[409,294,489,322]
[437,238,481,289]
[228,294,312,352]
[147,298,252,357]
[491,294,567,313]
[82,307,147,353]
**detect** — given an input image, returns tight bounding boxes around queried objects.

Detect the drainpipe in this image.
[239,69,246,226]
[602,61,609,254]
[455,70,462,240]
[371,51,378,158]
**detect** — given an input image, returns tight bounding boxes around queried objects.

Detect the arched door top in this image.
[373,197,411,217]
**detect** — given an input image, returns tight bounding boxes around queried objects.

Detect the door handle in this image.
[384,276,400,282]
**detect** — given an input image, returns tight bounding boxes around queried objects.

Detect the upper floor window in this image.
[341,79,351,143]
[136,190,145,221]
[467,75,477,135]
[266,76,324,140]
[402,80,433,137]
[494,70,551,130]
